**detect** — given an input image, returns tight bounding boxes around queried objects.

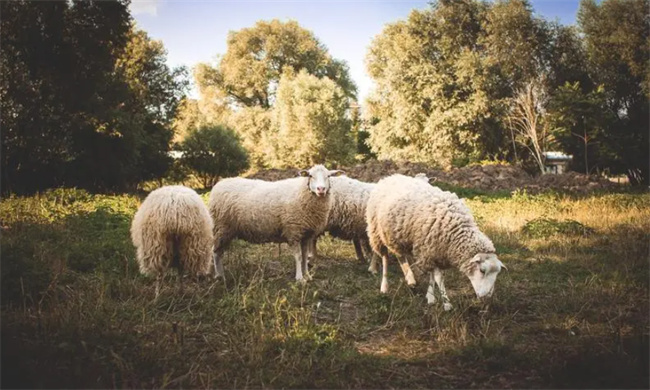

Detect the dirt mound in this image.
[246,160,619,194]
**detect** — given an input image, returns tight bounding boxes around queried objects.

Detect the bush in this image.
[522,217,595,238]
[178,125,250,188]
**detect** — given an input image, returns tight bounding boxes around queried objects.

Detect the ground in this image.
[1,185,648,389]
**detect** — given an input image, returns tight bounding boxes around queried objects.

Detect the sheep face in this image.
[299,165,344,197]
[465,253,506,298]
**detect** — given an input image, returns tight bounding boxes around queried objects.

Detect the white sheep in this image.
[311,173,433,274]
[308,176,377,269]
[209,165,343,282]
[131,185,214,298]
[366,174,506,310]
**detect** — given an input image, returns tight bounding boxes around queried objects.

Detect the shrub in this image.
[522,217,595,238]
[178,124,250,188]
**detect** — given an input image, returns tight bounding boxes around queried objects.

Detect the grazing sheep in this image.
[131,185,213,298]
[366,174,506,310]
[209,165,343,282]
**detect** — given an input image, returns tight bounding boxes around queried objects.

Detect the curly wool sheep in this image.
[209,165,343,282]
[131,185,213,297]
[366,174,506,310]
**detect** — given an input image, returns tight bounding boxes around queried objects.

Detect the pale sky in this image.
[130,0,581,102]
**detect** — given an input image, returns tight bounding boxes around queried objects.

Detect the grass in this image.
[1,187,649,389]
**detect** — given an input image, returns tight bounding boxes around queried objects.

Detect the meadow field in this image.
[1,186,648,389]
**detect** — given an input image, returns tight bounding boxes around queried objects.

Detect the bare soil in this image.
[248,160,620,194]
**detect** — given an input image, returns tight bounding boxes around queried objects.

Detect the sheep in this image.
[310,173,433,274]
[307,175,377,269]
[209,164,343,283]
[131,185,214,298]
[366,174,506,310]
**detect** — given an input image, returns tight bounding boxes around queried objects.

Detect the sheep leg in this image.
[302,239,313,281]
[398,256,416,286]
[380,247,389,294]
[308,237,317,262]
[364,240,379,275]
[155,274,162,300]
[426,271,436,304]
[293,243,306,283]
[434,268,453,311]
[212,248,225,279]
[353,239,365,263]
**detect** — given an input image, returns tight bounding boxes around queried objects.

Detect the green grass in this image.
[2,188,648,389]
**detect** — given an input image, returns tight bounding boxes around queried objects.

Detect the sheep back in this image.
[366,174,494,270]
[327,176,375,241]
[209,176,331,247]
[131,185,213,276]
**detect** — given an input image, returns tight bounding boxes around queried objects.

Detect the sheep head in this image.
[465,253,506,298]
[298,165,345,197]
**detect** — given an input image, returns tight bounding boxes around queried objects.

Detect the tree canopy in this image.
[195,19,356,109]
[1,0,187,193]
[364,0,648,183]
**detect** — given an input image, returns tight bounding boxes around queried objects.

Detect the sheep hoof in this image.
[368,266,378,275]
[405,270,416,286]
[443,303,453,311]
[296,278,308,285]
[380,280,388,294]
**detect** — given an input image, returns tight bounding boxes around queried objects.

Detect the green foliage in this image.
[228,106,274,169]
[196,19,356,109]
[178,125,250,188]
[186,20,359,170]
[0,2,187,194]
[578,0,649,184]
[547,82,617,174]
[522,217,595,238]
[269,69,355,168]
[364,0,575,168]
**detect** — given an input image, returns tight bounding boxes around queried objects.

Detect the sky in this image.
[130,0,582,102]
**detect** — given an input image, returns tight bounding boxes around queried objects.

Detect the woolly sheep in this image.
[311,173,434,274]
[131,185,214,298]
[366,174,506,310]
[308,175,377,268]
[209,164,343,282]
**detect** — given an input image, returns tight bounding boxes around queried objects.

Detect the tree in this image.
[547,82,616,175]
[197,20,356,109]
[0,1,187,193]
[269,69,354,168]
[80,27,188,191]
[178,125,250,188]
[507,79,550,174]
[364,0,597,170]
[1,0,131,193]
[365,1,507,167]
[578,0,649,185]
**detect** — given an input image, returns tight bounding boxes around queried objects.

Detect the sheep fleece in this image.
[366,174,495,271]
[327,176,375,240]
[209,176,331,247]
[131,185,213,276]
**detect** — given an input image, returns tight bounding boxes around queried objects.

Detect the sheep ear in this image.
[429,177,438,183]
[298,170,310,177]
[470,254,483,264]
[498,259,508,272]
[328,170,345,177]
